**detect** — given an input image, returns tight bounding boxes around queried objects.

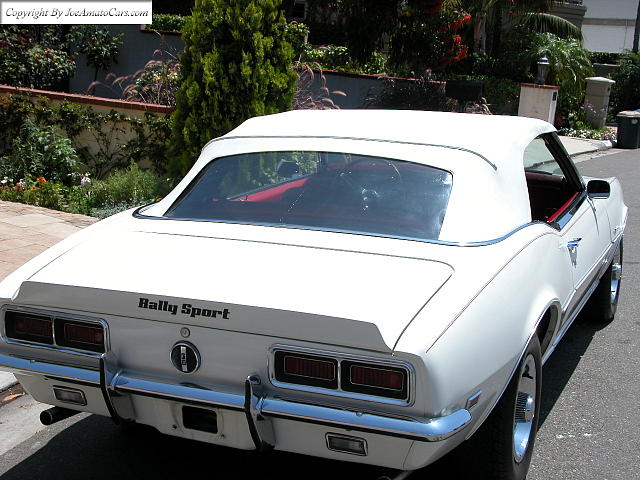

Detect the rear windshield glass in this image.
[165,152,452,240]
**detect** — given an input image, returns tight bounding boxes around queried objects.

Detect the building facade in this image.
[581,0,639,52]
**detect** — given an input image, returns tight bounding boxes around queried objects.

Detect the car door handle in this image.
[566,238,582,248]
[565,238,581,266]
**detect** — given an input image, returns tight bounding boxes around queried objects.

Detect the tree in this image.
[333,0,471,75]
[168,0,297,176]
[68,26,124,82]
[454,0,582,53]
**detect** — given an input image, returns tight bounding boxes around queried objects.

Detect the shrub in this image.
[0,95,172,179]
[89,163,163,207]
[22,178,66,210]
[500,31,593,118]
[610,53,640,115]
[67,164,168,216]
[446,75,520,115]
[0,176,65,210]
[147,13,189,32]
[557,126,616,142]
[364,74,456,112]
[168,0,297,176]
[293,62,343,109]
[589,52,623,65]
[93,35,182,106]
[0,119,77,183]
[535,34,593,95]
[285,21,310,59]
[304,45,352,70]
[0,26,76,90]
[302,45,388,75]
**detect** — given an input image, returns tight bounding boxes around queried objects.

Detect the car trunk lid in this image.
[15,230,453,352]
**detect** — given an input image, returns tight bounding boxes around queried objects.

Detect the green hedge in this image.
[146,14,189,32]
[446,75,521,115]
[589,52,623,65]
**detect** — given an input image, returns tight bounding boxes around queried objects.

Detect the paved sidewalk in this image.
[559,135,613,157]
[0,201,97,282]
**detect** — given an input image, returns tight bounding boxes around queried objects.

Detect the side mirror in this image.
[587,179,610,199]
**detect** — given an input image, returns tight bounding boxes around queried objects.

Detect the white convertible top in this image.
[222,110,556,169]
[146,110,557,243]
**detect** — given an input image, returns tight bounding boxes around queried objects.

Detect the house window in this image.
[292,0,306,19]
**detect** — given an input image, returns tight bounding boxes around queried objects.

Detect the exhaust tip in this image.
[40,406,79,426]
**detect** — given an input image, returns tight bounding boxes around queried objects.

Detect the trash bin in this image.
[616,110,640,149]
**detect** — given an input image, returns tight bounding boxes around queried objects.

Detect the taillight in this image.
[342,361,408,400]
[274,351,338,389]
[55,320,105,353]
[284,355,335,380]
[273,349,409,401]
[5,311,53,344]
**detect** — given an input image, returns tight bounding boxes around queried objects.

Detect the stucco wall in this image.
[69,25,184,98]
[0,85,172,172]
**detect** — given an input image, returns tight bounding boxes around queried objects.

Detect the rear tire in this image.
[458,336,542,480]
[586,238,623,323]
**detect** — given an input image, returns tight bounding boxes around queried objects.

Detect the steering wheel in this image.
[334,158,404,212]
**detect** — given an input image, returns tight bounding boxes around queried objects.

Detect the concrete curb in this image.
[0,371,17,392]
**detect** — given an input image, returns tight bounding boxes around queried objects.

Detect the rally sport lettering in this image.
[138,297,231,319]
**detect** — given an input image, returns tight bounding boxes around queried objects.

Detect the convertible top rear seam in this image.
[203,135,498,170]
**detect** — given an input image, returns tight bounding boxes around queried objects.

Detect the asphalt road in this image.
[0,149,638,479]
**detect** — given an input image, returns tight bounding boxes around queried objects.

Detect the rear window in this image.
[165,152,452,241]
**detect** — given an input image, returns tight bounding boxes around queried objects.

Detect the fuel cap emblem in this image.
[171,342,200,374]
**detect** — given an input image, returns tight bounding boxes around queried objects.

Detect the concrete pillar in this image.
[518,83,560,124]
[584,77,616,129]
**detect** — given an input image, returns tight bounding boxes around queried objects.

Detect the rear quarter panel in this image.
[394,226,571,438]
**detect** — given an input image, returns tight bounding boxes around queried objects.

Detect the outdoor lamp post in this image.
[536,56,550,85]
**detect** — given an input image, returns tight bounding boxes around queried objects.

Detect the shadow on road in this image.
[538,311,611,426]
[0,414,398,480]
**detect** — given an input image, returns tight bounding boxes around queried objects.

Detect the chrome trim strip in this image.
[561,234,615,324]
[0,352,100,386]
[552,193,587,230]
[268,344,415,406]
[204,135,498,170]
[133,206,548,248]
[612,211,628,244]
[542,237,622,364]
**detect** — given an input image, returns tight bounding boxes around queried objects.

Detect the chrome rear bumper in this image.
[0,352,471,444]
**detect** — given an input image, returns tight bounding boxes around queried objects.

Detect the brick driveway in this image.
[0,201,98,282]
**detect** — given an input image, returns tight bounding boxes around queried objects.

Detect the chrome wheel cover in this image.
[610,248,622,309]
[513,354,537,463]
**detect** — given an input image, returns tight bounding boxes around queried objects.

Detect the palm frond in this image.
[517,13,583,41]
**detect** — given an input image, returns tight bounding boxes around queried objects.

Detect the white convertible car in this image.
[0,111,626,479]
